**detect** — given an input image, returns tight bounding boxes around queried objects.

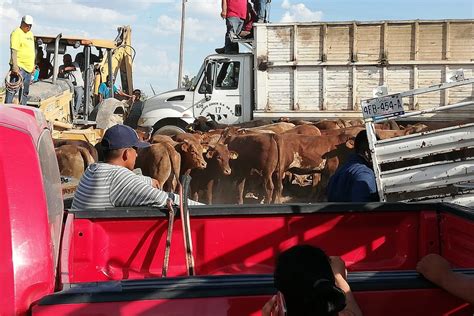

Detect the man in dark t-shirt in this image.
[327,130,379,202]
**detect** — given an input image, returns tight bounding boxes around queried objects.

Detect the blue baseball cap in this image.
[101,124,150,150]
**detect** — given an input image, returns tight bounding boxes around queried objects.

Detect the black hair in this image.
[102,148,124,161]
[354,130,369,155]
[274,245,346,316]
[133,89,141,94]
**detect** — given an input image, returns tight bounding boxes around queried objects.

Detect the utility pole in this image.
[178,0,187,88]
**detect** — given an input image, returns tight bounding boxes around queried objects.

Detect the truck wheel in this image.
[152,118,188,136]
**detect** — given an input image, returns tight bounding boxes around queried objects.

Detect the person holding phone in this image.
[262,245,362,316]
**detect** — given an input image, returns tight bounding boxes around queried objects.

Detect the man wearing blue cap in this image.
[72,124,201,209]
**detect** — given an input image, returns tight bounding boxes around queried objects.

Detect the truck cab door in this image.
[193,59,244,125]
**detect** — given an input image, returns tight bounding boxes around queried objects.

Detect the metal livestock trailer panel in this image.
[253,20,474,120]
[364,77,474,207]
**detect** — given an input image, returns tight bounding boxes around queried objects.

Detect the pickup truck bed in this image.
[33,202,474,315]
[64,203,474,282]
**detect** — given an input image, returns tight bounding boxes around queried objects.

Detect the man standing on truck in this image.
[5,15,35,105]
[71,124,201,209]
[252,0,270,23]
[215,0,247,54]
[326,130,379,203]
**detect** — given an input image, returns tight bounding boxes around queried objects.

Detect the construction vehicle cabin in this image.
[27,26,133,128]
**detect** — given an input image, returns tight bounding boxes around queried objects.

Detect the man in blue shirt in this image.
[327,130,379,202]
[98,75,131,102]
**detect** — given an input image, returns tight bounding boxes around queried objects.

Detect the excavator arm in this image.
[94,26,134,97]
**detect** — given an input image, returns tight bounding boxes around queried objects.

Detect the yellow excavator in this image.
[26,26,134,144]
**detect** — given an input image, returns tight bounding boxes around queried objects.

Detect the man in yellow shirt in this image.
[5,15,35,105]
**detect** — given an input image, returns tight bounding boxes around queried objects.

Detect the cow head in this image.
[180,139,208,169]
[205,144,238,175]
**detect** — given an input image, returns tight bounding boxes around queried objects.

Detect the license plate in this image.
[361,94,405,119]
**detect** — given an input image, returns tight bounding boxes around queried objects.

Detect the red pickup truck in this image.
[2,104,474,315]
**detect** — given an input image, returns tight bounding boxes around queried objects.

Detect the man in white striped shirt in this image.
[72,124,201,210]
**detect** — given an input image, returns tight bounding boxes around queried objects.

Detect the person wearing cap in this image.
[5,15,35,105]
[71,124,202,210]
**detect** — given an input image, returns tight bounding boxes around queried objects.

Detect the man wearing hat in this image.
[72,124,201,209]
[5,15,35,105]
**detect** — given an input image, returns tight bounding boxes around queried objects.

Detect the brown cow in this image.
[274,133,356,201]
[53,139,98,162]
[242,122,295,134]
[135,143,181,192]
[314,120,342,130]
[190,143,238,204]
[375,124,428,139]
[55,144,95,179]
[150,134,177,146]
[173,133,208,175]
[224,132,282,204]
[150,133,209,176]
[282,124,321,136]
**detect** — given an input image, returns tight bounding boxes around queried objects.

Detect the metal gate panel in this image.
[375,123,474,163]
[381,158,474,194]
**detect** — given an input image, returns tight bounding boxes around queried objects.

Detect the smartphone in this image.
[275,291,287,316]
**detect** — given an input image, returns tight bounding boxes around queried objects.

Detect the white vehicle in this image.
[364,74,474,207]
[138,19,474,133]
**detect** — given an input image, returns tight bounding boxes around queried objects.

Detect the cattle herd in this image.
[55,117,432,205]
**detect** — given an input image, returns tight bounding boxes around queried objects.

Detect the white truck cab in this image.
[138,53,253,134]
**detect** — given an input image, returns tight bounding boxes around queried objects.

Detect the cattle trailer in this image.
[138,19,474,131]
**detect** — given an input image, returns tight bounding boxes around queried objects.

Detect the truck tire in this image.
[152,118,188,136]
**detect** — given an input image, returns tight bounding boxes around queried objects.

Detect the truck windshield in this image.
[188,63,205,91]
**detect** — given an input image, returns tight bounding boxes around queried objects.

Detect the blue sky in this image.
[1,0,473,96]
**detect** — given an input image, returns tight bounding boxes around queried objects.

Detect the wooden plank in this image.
[297,67,321,110]
[267,26,292,62]
[293,25,299,110]
[414,21,419,61]
[265,20,474,27]
[352,65,357,110]
[326,67,351,110]
[255,24,269,111]
[357,25,382,62]
[444,65,449,105]
[418,23,444,60]
[413,65,419,110]
[445,21,451,60]
[321,66,327,110]
[387,24,413,60]
[356,66,382,102]
[450,22,474,60]
[266,60,474,67]
[351,22,358,62]
[321,24,328,62]
[382,66,387,86]
[382,22,388,61]
[327,25,350,61]
[296,25,321,61]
